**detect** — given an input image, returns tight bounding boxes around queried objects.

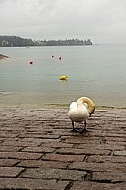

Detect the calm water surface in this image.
[0,45,126,107]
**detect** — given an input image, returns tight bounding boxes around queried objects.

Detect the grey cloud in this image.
[0,0,126,44]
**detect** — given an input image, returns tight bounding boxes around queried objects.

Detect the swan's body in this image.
[68,97,95,133]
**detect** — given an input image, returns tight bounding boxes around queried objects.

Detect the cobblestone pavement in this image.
[0,107,126,189]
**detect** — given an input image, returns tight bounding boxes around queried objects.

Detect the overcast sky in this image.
[0,0,126,44]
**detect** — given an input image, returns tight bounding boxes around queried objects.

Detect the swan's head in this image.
[77,97,95,116]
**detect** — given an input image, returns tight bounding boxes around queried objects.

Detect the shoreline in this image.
[0,102,125,110]
[0,92,125,109]
[0,53,9,60]
[0,91,126,109]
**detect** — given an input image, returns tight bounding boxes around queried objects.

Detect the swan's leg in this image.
[80,121,87,134]
[70,121,78,133]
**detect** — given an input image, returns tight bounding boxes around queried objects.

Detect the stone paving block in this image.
[0,178,9,189]
[0,145,23,152]
[0,178,68,190]
[99,132,126,138]
[22,146,55,153]
[104,136,126,144]
[42,153,85,162]
[21,168,87,181]
[19,133,61,139]
[85,155,126,163]
[0,137,5,143]
[92,171,126,182]
[39,138,60,144]
[50,129,72,135]
[78,143,125,151]
[56,147,111,156]
[1,137,42,147]
[69,162,125,172]
[64,136,102,144]
[71,181,126,190]
[105,138,126,146]
[0,159,19,167]
[0,167,24,177]
[17,160,68,169]
[0,151,42,160]
[0,131,19,138]
[114,150,126,156]
[42,141,73,148]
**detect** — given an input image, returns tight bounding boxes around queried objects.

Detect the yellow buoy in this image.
[59,75,68,80]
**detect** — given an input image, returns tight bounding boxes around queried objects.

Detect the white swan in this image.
[68,97,95,133]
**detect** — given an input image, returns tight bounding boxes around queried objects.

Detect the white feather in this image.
[68,101,89,123]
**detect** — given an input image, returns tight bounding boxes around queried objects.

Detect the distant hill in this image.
[0,35,92,47]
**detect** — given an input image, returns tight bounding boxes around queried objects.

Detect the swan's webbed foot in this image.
[79,128,87,134]
[79,121,87,134]
[70,128,78,133]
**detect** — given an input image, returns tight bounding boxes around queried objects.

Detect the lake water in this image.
[0,45,126,108]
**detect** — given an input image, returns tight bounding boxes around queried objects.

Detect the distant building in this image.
[2,40,9,47]
[83,39,92,45]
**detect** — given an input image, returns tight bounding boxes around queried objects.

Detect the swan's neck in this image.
[77,97,95,114]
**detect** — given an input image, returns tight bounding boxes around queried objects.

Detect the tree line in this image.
[0,35,92,47]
